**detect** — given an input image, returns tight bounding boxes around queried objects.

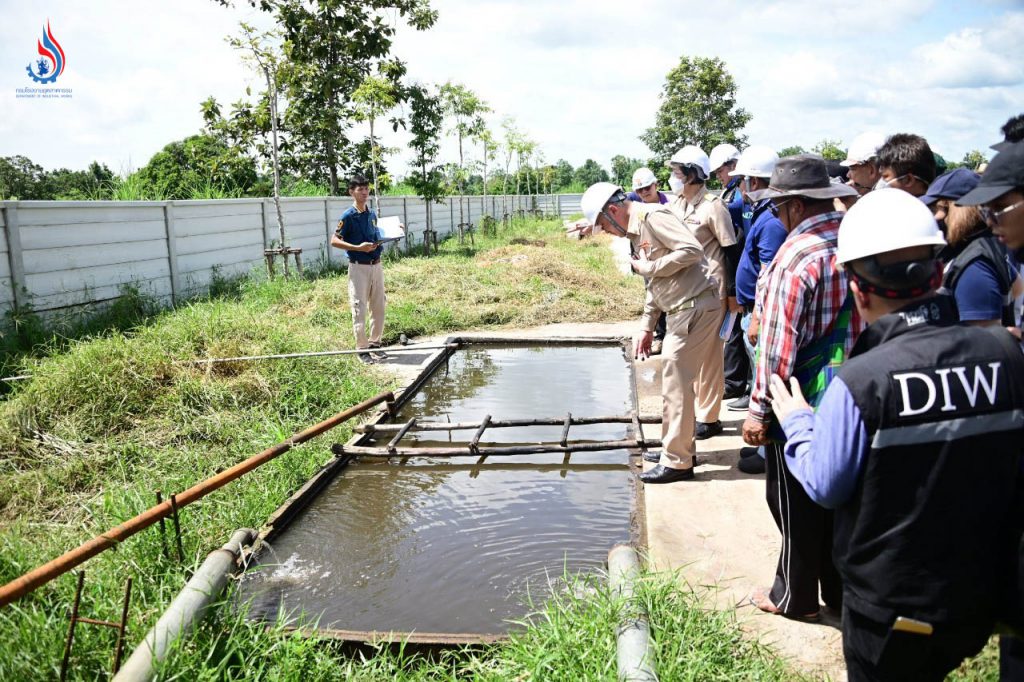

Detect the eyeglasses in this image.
[980,200,1024,225]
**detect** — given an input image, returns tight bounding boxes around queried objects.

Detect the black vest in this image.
[941,231,1016,326]
[837,295,1024,624]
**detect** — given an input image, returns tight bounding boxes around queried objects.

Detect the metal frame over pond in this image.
[243,335,654,646]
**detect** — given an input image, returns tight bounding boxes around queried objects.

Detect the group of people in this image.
[579,114,1024,681]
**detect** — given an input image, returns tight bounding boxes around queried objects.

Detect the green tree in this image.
[440,81,490,226]
[46,162,115,200]
[778,145,807,157]
[268,0,437,194]
[0,156,47,199]
[136,134,258,199]
[353,69,402,212]
[641,56,751,163]
[812,138,846,161]
[960,149,987,171]
[573,159,609,187]
[551,159,574,191]
[610,155,643,188]
[406,84,446,243]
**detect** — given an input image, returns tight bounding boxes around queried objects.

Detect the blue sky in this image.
[1,0,1022,179]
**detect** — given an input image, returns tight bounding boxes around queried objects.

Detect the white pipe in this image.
[608,544,658,682]
[113,528,255,682]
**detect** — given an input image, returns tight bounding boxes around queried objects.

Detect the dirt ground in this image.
[380,317,846,681]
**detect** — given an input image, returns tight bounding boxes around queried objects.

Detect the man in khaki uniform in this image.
[581,182,721,483]
[666,145,741,440]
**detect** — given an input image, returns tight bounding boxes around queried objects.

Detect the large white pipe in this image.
[113,528,255,682]
[608,544,658,682]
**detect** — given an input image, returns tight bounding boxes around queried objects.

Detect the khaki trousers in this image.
[659,299,721,470]
[347,262,385,349]
[694,303,725,423]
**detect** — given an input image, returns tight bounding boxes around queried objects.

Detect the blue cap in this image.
[919,168,980,206]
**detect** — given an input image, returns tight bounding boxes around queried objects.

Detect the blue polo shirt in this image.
[336,204,382,263]
[722,177,749,238]
[735,199,787,307]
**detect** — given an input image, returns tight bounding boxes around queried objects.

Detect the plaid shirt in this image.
[749,211,865,423]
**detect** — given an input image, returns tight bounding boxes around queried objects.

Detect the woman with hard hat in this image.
[769,188,1024,680]
[667,145,741,440]
[627,167,669,351]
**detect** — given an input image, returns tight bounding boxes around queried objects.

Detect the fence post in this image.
[402,197,409,254]
[261,199,271,250]
[323,199,332,266]
[162,202,182,306]
[2,204,27,311]
[556,194,561,218]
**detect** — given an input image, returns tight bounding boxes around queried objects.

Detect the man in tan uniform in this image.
[666,145,741,440]
[581,182,720,483]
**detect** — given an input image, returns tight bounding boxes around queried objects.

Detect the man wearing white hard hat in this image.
[768,188,1024,680]
[727,145,786,474]
[667,145,741,440]
[710,142,753,404]
[626,167,669,352]
[579,182,720,484]
[842,132,888,196]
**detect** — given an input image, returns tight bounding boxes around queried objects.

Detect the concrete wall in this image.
[0,194,584,319]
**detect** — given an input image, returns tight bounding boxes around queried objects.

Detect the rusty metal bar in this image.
[387,418,417,455]
[181,344,456,366]
[169,494,184,564]
[357,414,661,434]
[559,412,572,448]
[75,617,120,628]
[59,571,85,682]
[469,415,491,454]
[0,390,395,608]
[339,437,660,458]
[112,577,133,673]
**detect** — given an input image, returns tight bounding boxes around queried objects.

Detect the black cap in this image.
[957,141,1024,206]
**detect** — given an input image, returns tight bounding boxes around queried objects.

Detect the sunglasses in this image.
[980,199,1024,225]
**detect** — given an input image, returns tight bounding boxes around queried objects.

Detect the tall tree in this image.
[500,118,522,218]
[641,56,751,163]
[573,159,609,187]
[353,67,402,213]
[477,127,498,215]
[406,84,445,245]
[812,138,846,161]
[269,0,437,194]
[610,155,644,188]
[552,159,574,191]
[440,82,490,228]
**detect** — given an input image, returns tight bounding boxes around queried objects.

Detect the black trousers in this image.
[654,311,667,340]
[1002,634,1024,680]
[723,313,748,393]
[765,442,843,614]
[843,607,992,681]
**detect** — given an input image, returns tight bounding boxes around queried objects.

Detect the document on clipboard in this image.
[375,216,405,244]
[719,310,739,340]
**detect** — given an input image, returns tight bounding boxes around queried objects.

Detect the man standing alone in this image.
[331,174,388,362]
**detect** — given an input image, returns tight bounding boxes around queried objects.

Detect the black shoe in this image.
[740,446,760,459]
[727,395,750,410]
[723,385,746,400]
[639,465,695,484]
[368,344,389,362]
[357,352,375,364]
[738,453,766,474]
[642,450,661,464]
[695,421,723,440]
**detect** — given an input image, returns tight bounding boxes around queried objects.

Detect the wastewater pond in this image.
[239,344,637,635]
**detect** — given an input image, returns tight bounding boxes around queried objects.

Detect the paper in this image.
[719,310,739,340]
[375,216,405,243]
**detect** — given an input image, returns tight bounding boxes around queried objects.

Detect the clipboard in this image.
[374,216,405,244]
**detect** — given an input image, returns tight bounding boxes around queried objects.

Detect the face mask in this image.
[668,174,685,194]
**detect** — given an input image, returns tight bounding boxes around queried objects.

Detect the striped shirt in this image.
[749,211,865,423]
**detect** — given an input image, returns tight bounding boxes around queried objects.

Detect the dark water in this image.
[239,345,636,635]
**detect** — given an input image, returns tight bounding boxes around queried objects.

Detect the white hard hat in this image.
[581,182,624,227]
[837,188,946,264]
[841,132,888,167]
[631,167,658,190]
[729,145,779,178]
[666,145,710,179]
[708,144,740,173]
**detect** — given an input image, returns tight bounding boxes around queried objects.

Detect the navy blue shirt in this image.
[723,178,749,238]
[952,259,1014,322]
[735,199,788,307]
[336,204,382,263]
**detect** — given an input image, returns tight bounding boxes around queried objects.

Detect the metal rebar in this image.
[386,418,418,455]
[469,415,491,454]
[357,414,661,434]
[169,495,184,564]
[75,617,120,628]
[112,577,133,674]
[559,412,572,448]
[180,344,457,366]
[0,390,395,607]
[59,571,85,682]
[344,438,661,458]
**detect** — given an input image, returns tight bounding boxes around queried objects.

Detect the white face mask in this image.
[668,174,685,194]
